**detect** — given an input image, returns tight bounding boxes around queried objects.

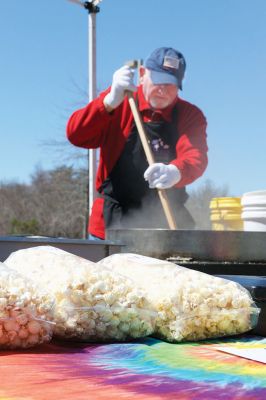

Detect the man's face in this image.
[140,68,178,109]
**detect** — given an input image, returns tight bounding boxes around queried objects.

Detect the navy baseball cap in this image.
[144,47,186,89]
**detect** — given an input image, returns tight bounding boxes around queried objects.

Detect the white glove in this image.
[104,65,137,109]
[144,163,181,189]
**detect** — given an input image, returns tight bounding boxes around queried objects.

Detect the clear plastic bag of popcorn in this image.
[98,253,260,342]
[0,262,54,349]
[5,246,156,342]
[60,304,156,343]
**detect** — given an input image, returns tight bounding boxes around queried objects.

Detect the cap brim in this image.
[149,70,179,86]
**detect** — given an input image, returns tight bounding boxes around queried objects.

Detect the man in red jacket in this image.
[67,47,208,239]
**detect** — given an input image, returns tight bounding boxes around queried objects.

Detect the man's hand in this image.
[104,65,137,110]
[144,163,181,189]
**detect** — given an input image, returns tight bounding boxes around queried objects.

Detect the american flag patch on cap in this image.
[163,56,179,70]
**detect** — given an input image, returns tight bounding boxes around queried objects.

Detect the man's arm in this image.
[144,102,208,190]
[66,65,136,149]
[171,102,208,187]
[66,88,113,149]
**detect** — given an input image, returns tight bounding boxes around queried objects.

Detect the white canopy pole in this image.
[88,11,98,215]
[85,1,101,237]
[68,0,102,237]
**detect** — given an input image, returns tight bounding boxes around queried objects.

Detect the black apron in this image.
[100,105,195,230]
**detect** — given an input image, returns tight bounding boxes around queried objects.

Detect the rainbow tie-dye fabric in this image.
[1,335,266,399]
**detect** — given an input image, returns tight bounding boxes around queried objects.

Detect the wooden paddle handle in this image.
[126,91,177,230]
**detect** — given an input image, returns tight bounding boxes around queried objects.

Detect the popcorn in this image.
[5,247,156,342]
[98,253,259,342]
[0,262,54,349]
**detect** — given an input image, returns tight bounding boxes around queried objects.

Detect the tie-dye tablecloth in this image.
[1,335,266,400]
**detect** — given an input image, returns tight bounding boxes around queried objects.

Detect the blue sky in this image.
[0,0,265,196]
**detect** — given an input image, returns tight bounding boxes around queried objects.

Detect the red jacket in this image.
[67,86,208,239]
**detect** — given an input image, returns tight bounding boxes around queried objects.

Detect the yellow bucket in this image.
[209,197,243,231]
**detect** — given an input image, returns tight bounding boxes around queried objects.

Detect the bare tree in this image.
[0,171,230,237]
[186,179,230,229]
[0,166,87,238]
